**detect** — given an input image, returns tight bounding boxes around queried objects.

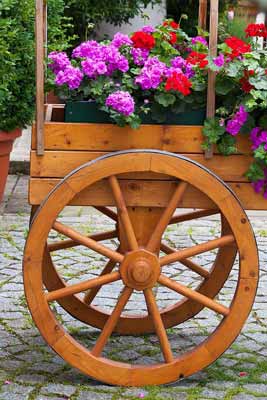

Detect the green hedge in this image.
[0,0,73,132]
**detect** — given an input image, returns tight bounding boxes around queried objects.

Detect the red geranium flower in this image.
[187,51,208,68]
[163,20,180,29]
[240,70,255,93]
[225,36,251,59]
[165,71,192,96]
[131,31,155,50]
[245,23,267,38]
[169,32,177,45]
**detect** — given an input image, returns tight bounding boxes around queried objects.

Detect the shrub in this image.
[0,0,73,132]
[64,0,162,42]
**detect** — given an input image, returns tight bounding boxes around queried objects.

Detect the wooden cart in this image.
[24,0,260,387]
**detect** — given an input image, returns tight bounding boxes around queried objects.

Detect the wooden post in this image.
[198,0,208,30]
[35,0,46,156]
[205,0,219,159]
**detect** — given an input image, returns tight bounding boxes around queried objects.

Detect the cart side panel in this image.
[30,122,267,210]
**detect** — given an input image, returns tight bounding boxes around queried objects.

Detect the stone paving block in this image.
[76,391,113,400]
[41,383,76,397]
[232,395,267,400]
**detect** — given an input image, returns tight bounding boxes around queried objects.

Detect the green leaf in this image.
[216,76,236,95]
[239,114,255,134]
[154,93,176,107]
[245,162,265,182]
[250,77,267,90]
[202,117,225,144]
[254,144,267,162]
[217,134,237,156]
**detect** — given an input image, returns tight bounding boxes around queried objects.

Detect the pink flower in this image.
[106,91,135,116]
[55,65,83,90]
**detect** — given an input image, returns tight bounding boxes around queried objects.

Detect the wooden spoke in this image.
[146,182,188,252]
[158,275,230,316]
[53,221,123,263]
[91,287,133,357]
[46,271,121,302]
[160,243,210,279]
[169,209,219,226]
[94,206,118,222]
[48,230,117,252]
[160,234,235,267]
[109,175,138,251]
[84,254,119,305]
[144,289,174,363]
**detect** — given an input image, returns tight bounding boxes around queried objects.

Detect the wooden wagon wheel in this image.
[39,206,237,335]
[24,151,258,386]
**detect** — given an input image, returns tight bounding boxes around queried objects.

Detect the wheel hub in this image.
[120,249,160,291]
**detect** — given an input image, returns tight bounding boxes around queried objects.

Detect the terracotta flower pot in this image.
[0,128,22,203]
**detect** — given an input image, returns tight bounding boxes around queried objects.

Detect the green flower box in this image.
[64,101,206,125]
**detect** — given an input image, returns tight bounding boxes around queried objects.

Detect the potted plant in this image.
[0,0,74,202]
[48,19,208,128]
[48,20,267,198]
[0,0,35,201]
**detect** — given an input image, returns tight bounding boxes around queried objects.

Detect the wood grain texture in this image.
[31,123,252,154]
[30,151,253,181]
[29,178,267,210]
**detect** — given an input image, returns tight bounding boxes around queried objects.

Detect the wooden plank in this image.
[198,0,208,29]
[30,150,253,182]
[28,178,267,210]
[35,0,45,155]
[205,0,219,159]
[31,123,252,154]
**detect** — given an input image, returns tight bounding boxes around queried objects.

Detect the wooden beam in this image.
[206,0,219,159]
[35,0,46,155]
[198,0,208,29]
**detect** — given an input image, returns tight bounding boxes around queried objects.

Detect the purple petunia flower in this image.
[48,51,70,74]
[72,40,103,59]
[169,56,195,78]
[142,25,155,34]
[252,169,267,199]
[72,41,129,77]
[112,32,133,48]
[191,36,208,46]
[131,48,149,66]
[213,53,225,68]
[55,65,83,90]
[105,91,135,116]
[135,57,168,90]
[250,127,267,150]
[226,105,248,136]
[81,59,107,77]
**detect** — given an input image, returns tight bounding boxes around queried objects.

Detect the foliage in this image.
[167,0,238,35]
[49,20,267,198]
[64,0,162,43]
[0,0,74,132]
[48,21,208,129]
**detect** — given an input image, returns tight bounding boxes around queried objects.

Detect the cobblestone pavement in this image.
[0,176,267,400]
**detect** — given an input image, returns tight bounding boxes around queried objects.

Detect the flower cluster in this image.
[225,37,251,59]
[165,72,192,96]
[131,31,156,50]
[245,23,267,38]
[105,91,135,116]
[252,169,267,199]
[226,106,248,136]
[48,52,70,74]
[135,57,168,90]
[187,52,208,68]
[55,65,83,90]
[250,127,267,151]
